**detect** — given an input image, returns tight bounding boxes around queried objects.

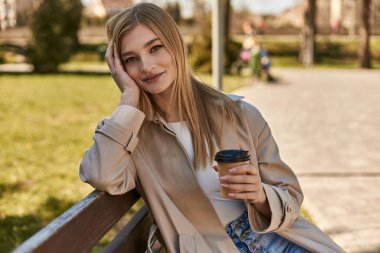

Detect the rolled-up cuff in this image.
[110,105,145,128]
[95,105,145,152]
[247,183,283,233]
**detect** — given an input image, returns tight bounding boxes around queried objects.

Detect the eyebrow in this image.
[121,38,161,57]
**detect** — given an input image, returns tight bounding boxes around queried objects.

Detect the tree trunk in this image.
[300,0,316,66]
[224,0,230,42]
[193,0,206,29]
[358,0,372,68]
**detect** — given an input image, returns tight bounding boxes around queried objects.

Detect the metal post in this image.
[212,0,224,91]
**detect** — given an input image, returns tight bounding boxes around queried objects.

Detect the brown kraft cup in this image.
[214,150,251,198]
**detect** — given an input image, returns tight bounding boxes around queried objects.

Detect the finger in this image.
[110,43,129,92]
[105,40,115,70]
[220,183,257,193]
[220,174,259,184]
[228,192,260,200]
[113,42,124,71]
[229,164,258,175]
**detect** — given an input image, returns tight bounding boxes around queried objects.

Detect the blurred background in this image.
[1,0,380,72]
[0,0,379,252]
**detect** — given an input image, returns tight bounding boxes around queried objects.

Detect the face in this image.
[242,22,253,34]
[120,24,176,96]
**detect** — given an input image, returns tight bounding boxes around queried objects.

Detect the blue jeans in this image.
[225,211,312,253]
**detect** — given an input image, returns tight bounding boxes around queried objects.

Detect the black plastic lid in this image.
[214,149,251,163]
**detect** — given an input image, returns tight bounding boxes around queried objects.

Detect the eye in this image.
[151,45,162,53]
[125,56,137,63]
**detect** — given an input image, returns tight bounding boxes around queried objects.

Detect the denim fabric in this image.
[225,211,312,253]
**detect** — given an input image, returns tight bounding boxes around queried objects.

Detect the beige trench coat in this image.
[79,94,345,253]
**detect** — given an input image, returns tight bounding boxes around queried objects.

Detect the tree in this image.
[189,11,212,73]
[224,0,231,42]
[223,0,240,74]
[165,2,181,24]
[188,0,211,72]
[189,0,238,74]
[27,0,83,73]
[358,0,372,68]
[299,0,316,66]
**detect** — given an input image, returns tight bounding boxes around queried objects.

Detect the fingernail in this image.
[229,168,237,172]
[220,176,227,180]
[228,193,235,197]
[221,183,228,188]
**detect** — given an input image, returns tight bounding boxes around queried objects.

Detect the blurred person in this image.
[79,3,345,253]
[233,21,255,75]
[242,20,256,49]
[239,21,274,81]
[250,39,275,82]
[240,21,255,63]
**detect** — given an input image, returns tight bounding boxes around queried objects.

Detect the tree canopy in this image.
[27,0,83,73]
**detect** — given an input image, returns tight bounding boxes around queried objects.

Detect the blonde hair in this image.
[106,3,240,168]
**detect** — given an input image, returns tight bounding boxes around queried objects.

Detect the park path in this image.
[234,68,380,253]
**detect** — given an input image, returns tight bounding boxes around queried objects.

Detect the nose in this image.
[140,55,155,73]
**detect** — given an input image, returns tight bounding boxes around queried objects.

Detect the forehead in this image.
[121,24,160,50]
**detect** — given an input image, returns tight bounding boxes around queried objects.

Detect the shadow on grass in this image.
[0,215,42,253]
[0,196,76,253]
[0,182,27,198]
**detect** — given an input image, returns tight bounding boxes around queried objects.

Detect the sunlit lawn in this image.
[0,73,253,252]
[0,74,118,252]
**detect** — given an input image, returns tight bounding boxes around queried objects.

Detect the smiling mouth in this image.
[142,72,164,83]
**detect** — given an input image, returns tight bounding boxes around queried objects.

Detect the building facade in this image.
[0,0,16,30]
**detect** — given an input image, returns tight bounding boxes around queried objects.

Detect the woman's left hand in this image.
[214,164,271,219]
[214,164,267,204]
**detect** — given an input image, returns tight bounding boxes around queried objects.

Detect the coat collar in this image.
[223,92,244,101]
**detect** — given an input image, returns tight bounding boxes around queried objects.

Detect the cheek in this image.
[160,51,176,77]
[124,64,140,81]
[161,52,173,67]
[156,48,173,67]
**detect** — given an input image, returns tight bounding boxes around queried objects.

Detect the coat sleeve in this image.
[240,101,303,233]
[79,105,145,195]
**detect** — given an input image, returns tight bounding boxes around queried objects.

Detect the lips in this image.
[142,72,164,83]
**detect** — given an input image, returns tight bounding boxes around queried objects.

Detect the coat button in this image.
[286,205,292,213]
[96,120,105,129]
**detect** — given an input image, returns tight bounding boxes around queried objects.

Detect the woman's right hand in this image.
[105,39,140,107]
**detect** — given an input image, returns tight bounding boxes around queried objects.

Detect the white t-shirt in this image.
[169,121,246,226]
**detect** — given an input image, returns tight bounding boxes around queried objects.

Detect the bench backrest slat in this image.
[102,205,152,253]
[13,190,141,253]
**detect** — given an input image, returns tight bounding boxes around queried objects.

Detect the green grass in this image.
[0,74,120,252]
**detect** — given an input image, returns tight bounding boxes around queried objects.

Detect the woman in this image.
[79,3,345,253]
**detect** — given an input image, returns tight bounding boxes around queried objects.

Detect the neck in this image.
[151,87,181,123]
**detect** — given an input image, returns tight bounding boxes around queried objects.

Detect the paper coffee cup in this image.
[214,150,251,198]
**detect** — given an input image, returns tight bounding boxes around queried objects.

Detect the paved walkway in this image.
[235,68,380,253]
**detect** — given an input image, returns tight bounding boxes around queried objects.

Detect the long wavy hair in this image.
[106,3,240,168]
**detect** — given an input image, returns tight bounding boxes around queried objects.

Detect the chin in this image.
[143,82,174,95]
[148,88,170,95]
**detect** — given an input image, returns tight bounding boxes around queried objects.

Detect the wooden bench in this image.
[13,190,153,253]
